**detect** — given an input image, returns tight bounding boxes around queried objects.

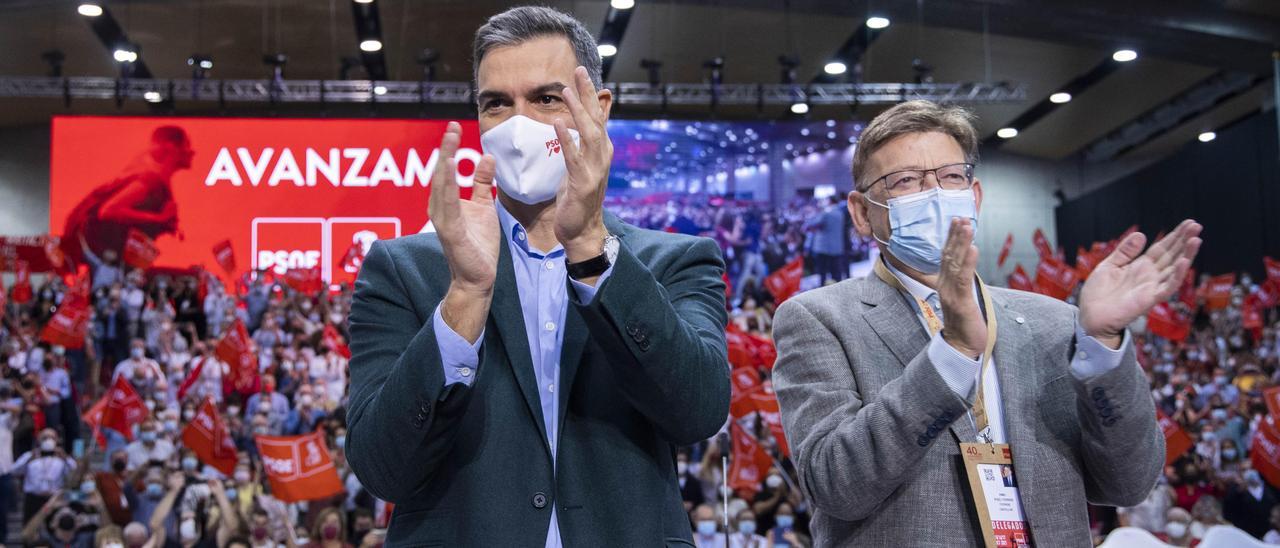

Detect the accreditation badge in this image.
[960,443,1031,548]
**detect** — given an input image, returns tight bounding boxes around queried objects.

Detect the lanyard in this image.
[873,258,998,437]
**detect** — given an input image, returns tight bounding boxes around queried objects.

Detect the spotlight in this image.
[373,85,388,95]
[188,54,213,78]
[354,0,374,3]
[1112,49,1138,62]
[598,44,618,57]
[263,53,288,79]
[113,44,138,63]
[790,102,809,115]
[77,3,103,16]
[826,119,836,127]
[866,16,890,29]
[1049,92,1071,104]
[827,131,837,139]
[800,128,810,136]
[360,39,383,52]
[610,0,635,9]
[143,91,162,103]
[823,61,847,75]
[996,127,1018,139]
[1198,131,1216,143]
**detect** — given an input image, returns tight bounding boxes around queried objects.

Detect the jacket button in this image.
[1091,387,1106,401]
[917,435,930,447]
[532,492,548,509]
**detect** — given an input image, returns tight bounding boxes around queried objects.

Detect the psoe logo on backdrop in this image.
[204,147,482,188]
[252,218,326,276]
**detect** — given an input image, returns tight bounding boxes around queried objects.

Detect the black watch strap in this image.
[566,253,610,279]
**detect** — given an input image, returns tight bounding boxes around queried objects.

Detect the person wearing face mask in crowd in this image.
[751,468,803,534]
[95,297,132,387]
[346,7,729,546]
[40,348,73,442]
[772,100,1201,546]
[304,507,348,548]
[245,375,289,430]
[113,339,165,393]
[125,421,174,472]
[1224,468,1278,539]
[346,508,375,547]
[20,491,97,547]
[691,504,727,548]
[765,502,808,548]
[95,450,135,527]
[12,428,76,521]
[186,342,226,406]
[1189,495,1229,541]
[730,509,767,548]
[284,392,326,436]
[1160,507,1195,546]
[676,451,705,512]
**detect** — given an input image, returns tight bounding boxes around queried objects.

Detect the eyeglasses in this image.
[863,162,975,198]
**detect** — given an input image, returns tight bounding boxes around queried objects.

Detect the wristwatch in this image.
[566,234,620,280]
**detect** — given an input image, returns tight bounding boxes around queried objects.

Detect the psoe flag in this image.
[255,431,344,503]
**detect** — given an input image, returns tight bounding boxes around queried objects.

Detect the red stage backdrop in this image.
[50,116,482,286]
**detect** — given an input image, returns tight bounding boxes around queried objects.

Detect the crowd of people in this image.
[2,195,1278,547]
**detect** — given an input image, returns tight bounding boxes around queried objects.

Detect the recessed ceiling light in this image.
[598,44,617,57]
[359,39,383,52]
[866,16,890,29]
[790,102,809,115]
[77,3,103,17]
[996,127,1018,139]
[1049,92,1071,104]
[1198,131,1216,143]
[823,61,847,75]
[1112,49,1138,62]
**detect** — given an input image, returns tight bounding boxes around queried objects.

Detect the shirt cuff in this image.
[927,333,982,401]
[1070,323,1130,380]
[433,305,482,387]
[569,263,615,304]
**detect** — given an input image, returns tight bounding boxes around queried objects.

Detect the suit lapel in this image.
[860,274,931,369]
[489,234,551,456]
[990,294,1038,522]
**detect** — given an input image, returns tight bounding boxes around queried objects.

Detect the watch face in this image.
[604,235,620,264]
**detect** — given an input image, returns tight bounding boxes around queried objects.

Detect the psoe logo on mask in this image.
[545,138,562,156]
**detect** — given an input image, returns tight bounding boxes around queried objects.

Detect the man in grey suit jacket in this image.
[773,100,1203,546]
[345,7,729,546]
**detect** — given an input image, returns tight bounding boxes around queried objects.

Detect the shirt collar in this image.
[495,199,563,260]
[882,255,937,303]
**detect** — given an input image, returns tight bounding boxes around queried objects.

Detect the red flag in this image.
[80,397,109,449]
[751,383,789,457]
[39,296,91,349]
[1146,302,1191,342]
[745,333,777,370]
[726,328,754,370]
[122,229,160,270]
[1244,297,1264,333]
[1265,257,1280,284]
[322,324,351,359]
[10,260,31,304]
[176,356,208,402]
[1252,415,1280,489]
[216,319,259,395]
[284,265,323,294]
[100,376,148,440]
[255,431,345,502]
[727,422,773,499]
[1178,268,1198,309]
[729,368,762,419]
[42,235,68,274]
[1158,410,1193,466]
[182,398,238,476]
[1264,387,1280,419]
[722,272,732,302]
[997,233,1013,268]
[1031,229,1052,259]
[764,257,803,304]
[1034,256,1079,300]
[212,239,236,275]
[0,268,6,319]
[1200,273,1236,311]
[1258,279,1280,310]
[1075,246,1103,281]
[1007,264,1034,292]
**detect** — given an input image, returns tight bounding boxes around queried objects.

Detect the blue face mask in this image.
[868,188,978,274]
[775,515,795,529]
[738,521,757,535]
[146,483,164,498]
[225,488,238,500]
[696,520,717,536]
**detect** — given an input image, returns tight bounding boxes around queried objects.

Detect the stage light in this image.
[996,127,1018,139]
[848,136,857,144]
[354,0,374,3]
[1049,92,1071,104]
[826,119,836,127]
[866,16,890,29]
[827,131,837,139]
[1112,49,1138,62]
[143,91,162,103]
[373,85,387,95]
[599,44,618,57]
[790,102,809,114]
[1198,131,1216,143]
[113,46,138,64]
[610,0,635,9]
[360,39,383,52]
[824,61,847,75]
[800,128,810,136]
[77,3,103,16]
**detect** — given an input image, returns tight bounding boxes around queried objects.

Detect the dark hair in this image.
[473,6,603,89]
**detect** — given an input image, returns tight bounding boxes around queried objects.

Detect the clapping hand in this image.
[1079,219,1202,348]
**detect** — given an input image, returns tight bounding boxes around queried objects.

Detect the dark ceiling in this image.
[0,0,1274,165]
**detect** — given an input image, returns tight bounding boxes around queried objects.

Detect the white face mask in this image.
[1166,521,1187,538]
[179,518,199,541]
[480,115,580,205]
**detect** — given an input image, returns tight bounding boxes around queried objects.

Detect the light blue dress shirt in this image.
[430,199,613,548]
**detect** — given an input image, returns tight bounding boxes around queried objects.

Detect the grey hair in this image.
[473,5,604,90]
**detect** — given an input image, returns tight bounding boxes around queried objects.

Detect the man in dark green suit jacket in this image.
[345,6,730,547]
